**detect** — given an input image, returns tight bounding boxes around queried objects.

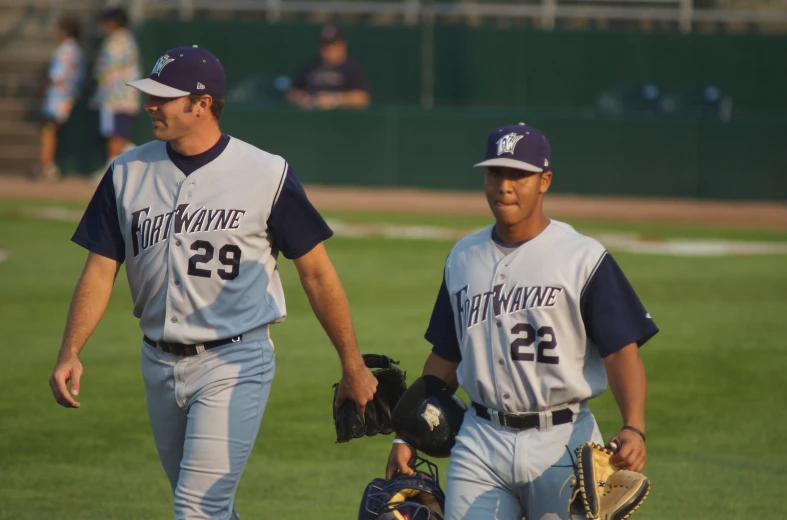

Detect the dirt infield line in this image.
[1,176,785,230]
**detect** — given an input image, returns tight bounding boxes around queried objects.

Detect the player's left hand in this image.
[314,92,342,110]
[608,428,647,472]
[49,354,83,409]
[335,364,378,415]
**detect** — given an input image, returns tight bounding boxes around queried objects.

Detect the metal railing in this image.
[130,0,787,33]
[6,0,787,33]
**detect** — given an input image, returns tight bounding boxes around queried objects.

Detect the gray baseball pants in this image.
[141,325,275,519]
[444,402,602,520]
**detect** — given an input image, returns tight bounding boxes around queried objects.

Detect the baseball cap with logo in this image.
[127,45,226,99]
[474,123,551,173]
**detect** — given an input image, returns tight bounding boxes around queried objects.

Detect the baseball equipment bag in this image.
[333,354,407,443]
[392,375,467,458]
[568,441,650,520]
[358,456,445,520]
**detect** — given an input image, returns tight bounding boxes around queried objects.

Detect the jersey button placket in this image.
[165,182,188,338]
[491,266,509,409]
[492,313,508,410]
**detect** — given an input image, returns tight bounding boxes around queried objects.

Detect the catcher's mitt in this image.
[568,442,650,520]
[334,354,407,443]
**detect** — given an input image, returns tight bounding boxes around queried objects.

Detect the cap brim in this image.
[126,78,190,98]
[474,158,544,172]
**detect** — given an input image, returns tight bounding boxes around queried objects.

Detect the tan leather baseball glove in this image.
[568,442,650,520]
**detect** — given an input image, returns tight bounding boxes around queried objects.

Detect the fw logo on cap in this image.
[496,133,524,156]
[151,54,175,76]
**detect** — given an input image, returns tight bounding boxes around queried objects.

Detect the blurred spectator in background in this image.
[30,16,86,181]
[91,6,140,174]
[286,25,370,110]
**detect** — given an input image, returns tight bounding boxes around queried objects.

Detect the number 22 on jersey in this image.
[509,323,559,364]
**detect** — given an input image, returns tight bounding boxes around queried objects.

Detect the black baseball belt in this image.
[143,334,242,357]
[472,402,573,431]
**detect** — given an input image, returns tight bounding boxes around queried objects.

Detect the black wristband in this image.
[622,425,646,442]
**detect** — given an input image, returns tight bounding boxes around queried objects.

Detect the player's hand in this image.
[287,90,314,109]
[386,442,416,479]
[608,428,647,472]
[314,92,342,110]
[49,354,83,408]
[297,95,315,110]
[335,363,378,415]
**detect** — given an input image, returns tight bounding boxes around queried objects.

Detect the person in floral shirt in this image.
[92,7,140,168]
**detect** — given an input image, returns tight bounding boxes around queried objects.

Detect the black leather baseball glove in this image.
[333,354,407,443]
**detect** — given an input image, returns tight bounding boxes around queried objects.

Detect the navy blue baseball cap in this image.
[127,45,226,99]
[320,24,345,45]
[474,123,551,173]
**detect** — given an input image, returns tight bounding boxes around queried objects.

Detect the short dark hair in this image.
[57,16,81,40]
[320,24,345,45]
[186,94,225,120]
[100,7,128,28]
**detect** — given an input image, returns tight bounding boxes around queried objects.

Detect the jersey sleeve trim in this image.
[580,250,607,300]
[284,231,334,260]
[425,269,462,362]
[429,348,461,364]
[272,160,288,210]
[70,235,124,261]
[430,343,462,363]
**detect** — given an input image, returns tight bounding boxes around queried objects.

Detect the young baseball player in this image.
[385,123,658,520]
[48,45,378,519]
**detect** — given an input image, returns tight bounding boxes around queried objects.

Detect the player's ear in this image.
[196,95,211,116]
[539,171,552,194]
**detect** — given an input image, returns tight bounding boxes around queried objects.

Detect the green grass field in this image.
[1,199,786,519]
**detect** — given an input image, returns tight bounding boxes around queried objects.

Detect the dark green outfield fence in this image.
[55,21,787,201]
[54,104,785,201]
[190,105,787,200]
[134,20,787,113]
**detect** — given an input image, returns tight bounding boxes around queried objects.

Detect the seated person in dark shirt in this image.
[286,25,370,110]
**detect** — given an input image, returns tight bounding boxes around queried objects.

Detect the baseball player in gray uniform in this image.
[385,123,658,520]
[48,45,378,519]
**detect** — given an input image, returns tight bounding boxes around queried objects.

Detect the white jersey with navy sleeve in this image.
[115,138,286,343]
[426,220,658,413]
[72,133,333,344]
